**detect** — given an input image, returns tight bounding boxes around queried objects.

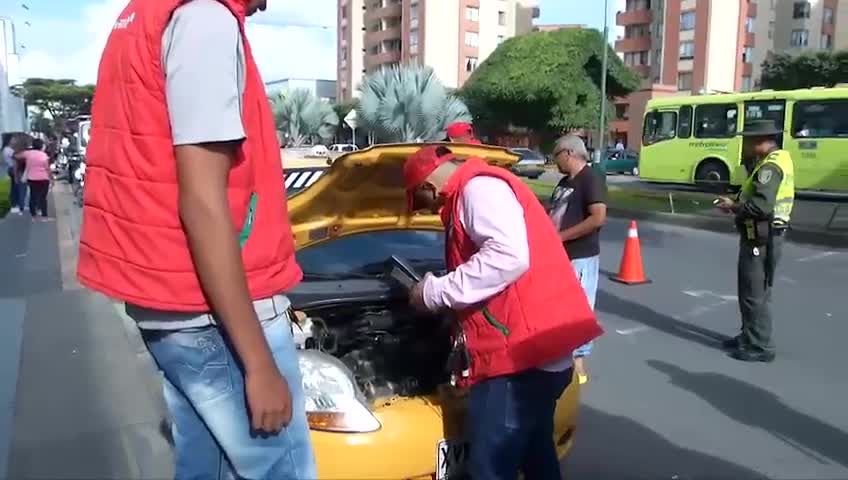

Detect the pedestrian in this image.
[77,1,316,479]
[548,134,607,384]
[2,133,21,215]
[404,145,602,479]
[17,138,52,221]
[715,119,794,363]
[13,134,30,214]
[445,121,482,144]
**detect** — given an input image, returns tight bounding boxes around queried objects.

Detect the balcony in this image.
[745,31,755,47]
[616,9,653,26]
[748,2,758,17]
[365,26,401,46]
[364,3,402,23]
[615,36,652,52]
[365,50,402,69]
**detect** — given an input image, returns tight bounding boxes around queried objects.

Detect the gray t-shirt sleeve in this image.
[161,0,246,146]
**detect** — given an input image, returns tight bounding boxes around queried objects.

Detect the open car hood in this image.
[287,143,520,249]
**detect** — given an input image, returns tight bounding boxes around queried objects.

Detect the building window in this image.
[465,6,479,22]
[679,41,695,59]
[626,0,651,11]
[625,24,649,38]
[498,11,507,26]
[678,71,693,90]
[745,16,754,33]
[791,29,809,47]
[824,7,834,24]
[615,103,629,120]
[768,21,774,39]
[409,55,418,64]
[821,33,833,49]
[497,35,505,44]
[624,51,650,66]
[465,31,479,47]
[680,11,696,31]
[741,76,753,92]
[465,56,479,72]
[742,47,753,63]
[792,1,810,19]
[409,30,418,46]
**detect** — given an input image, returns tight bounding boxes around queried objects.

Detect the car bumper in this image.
[312,375,580,479]
[511,166,546,178]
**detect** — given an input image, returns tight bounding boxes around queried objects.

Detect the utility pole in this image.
[596,0,609,158]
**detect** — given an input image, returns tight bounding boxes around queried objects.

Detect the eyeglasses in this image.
[552,148,572,158]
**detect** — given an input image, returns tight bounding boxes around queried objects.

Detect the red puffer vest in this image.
[440,159,603,387]
[77,0,301,312]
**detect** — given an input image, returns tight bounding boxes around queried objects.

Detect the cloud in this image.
[17,0,337,84]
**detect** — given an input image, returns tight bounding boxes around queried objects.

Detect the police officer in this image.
[715,120,794,363]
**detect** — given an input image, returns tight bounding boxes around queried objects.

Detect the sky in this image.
[1,0,618,85]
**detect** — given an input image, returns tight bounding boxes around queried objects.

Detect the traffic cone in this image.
[610,220,651,285]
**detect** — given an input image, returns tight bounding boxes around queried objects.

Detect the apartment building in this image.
[611,0,763,149]
[336,0,540,101]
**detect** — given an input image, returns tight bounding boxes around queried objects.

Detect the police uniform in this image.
[725,121,795,362]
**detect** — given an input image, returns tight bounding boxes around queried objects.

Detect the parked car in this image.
[286,143,581,479]
[508,147,546,179]
[604,149,639,176]
[329,143,359,153]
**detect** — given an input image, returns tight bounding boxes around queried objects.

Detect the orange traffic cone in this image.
[610,220,651,285]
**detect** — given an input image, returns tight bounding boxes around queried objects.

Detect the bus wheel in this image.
[695,160,729,193]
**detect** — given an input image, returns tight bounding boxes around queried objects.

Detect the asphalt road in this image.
[563,217,848,480]
[2,189,847,480]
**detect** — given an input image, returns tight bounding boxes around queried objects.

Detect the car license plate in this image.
[436,438,469,480]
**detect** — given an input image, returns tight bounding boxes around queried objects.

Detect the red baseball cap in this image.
[403,146,456,210]
[446,122,474,139]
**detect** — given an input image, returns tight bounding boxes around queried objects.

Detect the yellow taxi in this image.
[285,143,580,479]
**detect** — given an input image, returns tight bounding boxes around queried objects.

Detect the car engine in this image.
[296,301,453,401]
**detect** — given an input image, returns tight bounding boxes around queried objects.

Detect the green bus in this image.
[640,87,848,192]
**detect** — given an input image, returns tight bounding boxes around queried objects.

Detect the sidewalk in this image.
[0,184,173,479]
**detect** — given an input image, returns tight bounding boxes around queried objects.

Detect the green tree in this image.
[458,28,640,135]
[11,78,95,133]
[759,50,848,90]
[357,65,472,143]
[271,88,339,146]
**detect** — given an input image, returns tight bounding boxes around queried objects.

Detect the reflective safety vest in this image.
[740,149,795,225]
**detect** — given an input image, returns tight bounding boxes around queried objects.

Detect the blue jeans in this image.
[571,255,599,358]
[6,168,25,210]
[467,367,573,479]
[141,314,317,480]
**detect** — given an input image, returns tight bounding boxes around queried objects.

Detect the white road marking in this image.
[797,251,839,263]
[615,326,649,335]
[682,290,737,301]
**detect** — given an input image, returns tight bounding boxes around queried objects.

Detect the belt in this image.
[126,294,293,325]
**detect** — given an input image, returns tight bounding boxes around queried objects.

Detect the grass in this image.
[524,178,716,215]
[0,177,10,218]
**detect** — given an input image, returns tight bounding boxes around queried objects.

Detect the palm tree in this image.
[271,89,339,147]
[357,65,472,143]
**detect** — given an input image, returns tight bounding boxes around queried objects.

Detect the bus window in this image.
[791,100,848,138]
[694,103,738,138]
[643,110,678,145]
[744,100,786,132]
[678,105,693,138]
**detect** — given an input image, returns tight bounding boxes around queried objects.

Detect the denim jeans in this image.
[141,313,316,480]
[6,168,25,210]
[466,367,573,480]
[571,255,599,357]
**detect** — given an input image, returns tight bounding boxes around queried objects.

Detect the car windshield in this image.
[296,230,446,280]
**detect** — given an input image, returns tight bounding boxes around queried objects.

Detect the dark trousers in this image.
[27,180,49,217]
[737,236,784,352]
[7,168,20,208]
[466,367,573,480]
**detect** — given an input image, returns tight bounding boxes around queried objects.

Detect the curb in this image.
[606,206,848,248]
[535,194,847,248]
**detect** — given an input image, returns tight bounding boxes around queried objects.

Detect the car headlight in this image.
[298,350,381,433]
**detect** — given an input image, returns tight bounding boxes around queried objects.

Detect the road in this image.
[2,190,847,480]
[564,217,848,480]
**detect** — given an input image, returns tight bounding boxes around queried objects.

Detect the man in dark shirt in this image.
[548,134,607,383]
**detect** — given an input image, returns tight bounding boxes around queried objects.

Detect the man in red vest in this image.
[404,145,602,479]
[446,121,482,144]
[77,1,315,478]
